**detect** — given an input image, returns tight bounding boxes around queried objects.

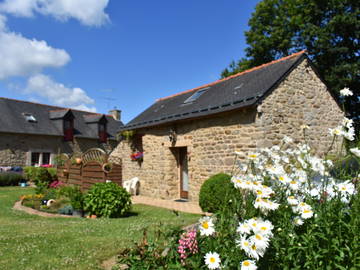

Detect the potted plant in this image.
[102,162,112,173]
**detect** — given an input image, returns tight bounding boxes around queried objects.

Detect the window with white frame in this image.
[29,152,52,166]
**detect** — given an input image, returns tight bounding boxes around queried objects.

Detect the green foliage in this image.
[199,173,234,213]
[0,187,199,270]
[117,227,188,269]
[0,173,24,186]
[260,192,360,269]
[84,182,132,218]
[222,0,360,125]
[57,185,85,210]
[24,166,37,181]
[58,205,74,215]
[24,166,57,194]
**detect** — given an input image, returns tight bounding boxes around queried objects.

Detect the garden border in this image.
[13,200,77,218]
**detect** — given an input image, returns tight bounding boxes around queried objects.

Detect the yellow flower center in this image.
[255,234,262,240]
[210,257,216,263]
[252,223,257,227]
[256,190,262,195]
[290,181,297,184]
[279,176,285,181]
[261,226,267,231]
[202,222,209,229]
[243,261,250,266]
[303,209,311,213]
[249,154,257,158]
[341,187,346,191]
[251,244,257,250]
[244,241,249,246]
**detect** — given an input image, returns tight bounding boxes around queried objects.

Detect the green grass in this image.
[0,187,200,270]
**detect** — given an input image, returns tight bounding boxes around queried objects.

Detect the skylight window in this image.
[23,113,37,123]
[183,87,209,104]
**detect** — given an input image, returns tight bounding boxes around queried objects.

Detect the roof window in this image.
[23,113,37,123]
[183,87,209,104]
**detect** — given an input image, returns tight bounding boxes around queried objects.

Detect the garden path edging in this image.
[13,200,77,218]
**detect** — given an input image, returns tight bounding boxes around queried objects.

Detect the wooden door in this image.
[179,147,189,199]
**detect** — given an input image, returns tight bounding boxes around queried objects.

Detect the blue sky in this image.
[0,0,261,123]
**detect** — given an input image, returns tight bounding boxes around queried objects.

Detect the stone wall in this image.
[110,109,258,201]
[0,133,117,167]
[110,57,344,202]
[254,59,344,153]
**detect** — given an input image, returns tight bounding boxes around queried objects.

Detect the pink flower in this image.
[177,229,198,265]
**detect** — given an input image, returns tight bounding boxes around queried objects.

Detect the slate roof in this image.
[0,98,123,140]
[124,51,307,131]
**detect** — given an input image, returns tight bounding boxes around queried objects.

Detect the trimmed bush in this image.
[84,182,132,218]
[24,166,56,183]
[199,173,234,213]
[0,173,24,186]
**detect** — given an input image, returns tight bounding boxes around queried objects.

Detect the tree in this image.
[222,0,360,126]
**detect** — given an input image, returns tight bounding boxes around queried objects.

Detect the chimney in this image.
[109,108,121,121]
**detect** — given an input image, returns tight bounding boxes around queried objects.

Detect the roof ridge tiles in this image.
[156,50,306,102]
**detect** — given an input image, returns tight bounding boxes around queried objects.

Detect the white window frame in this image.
[26,150,54,166]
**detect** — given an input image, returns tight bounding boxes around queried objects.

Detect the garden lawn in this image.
[0,187,200,270]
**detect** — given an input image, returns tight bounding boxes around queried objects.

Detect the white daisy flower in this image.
[299,205,313,219]
[337,181,356,196]
[254,198,279,213]
[289,180,300,191]
[283,136,293,144]
[342,117,354,129]
[199,216,215,236]
[247,242,265,260]
[340,87,353,97]
[241,259,257,270]
[287,196,299,206]
[293,216,304,226]
[344,127,355,141]
[237,222,251,235]
[329,127,343,137]
[250,233,270,250]
[254,220,274,237]
[237,236,251,252]
[204,252,221,269]
[350,147,360,158]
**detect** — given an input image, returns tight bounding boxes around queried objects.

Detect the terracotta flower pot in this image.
[75,158,82,165]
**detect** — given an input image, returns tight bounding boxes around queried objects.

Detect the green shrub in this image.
[24,166,37,181]
[199,173,234,213]
[24,166,56,184]
[0,173,24,186]
[84,182,132,218]
[47,168,57,179]
[58,185,84,210]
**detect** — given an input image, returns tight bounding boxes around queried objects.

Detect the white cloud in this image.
[0,14,7,30]
[25,73,97,112]
[0,28,70,79]
[0,0,110,26]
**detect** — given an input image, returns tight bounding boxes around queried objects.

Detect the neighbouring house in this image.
[0,97,123,167]
[110,51,344,202]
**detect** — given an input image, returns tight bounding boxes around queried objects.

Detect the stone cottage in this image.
[110,51,343,201]
[0,97,123,167]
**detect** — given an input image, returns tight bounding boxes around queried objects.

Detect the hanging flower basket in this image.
[130,152,143,161]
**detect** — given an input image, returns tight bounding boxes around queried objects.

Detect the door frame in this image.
[176,147,189,199]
